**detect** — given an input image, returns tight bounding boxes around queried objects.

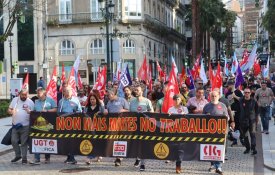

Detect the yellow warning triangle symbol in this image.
[81,141,90,151]
[156,143,167,154]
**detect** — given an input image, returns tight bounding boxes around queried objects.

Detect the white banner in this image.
[113,141,127,157]
[32,139,58,154]
[200,144,225,162]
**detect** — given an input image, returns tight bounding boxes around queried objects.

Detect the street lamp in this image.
[99,0,131,81]
[8,32,14,78]
[98,0,115,81]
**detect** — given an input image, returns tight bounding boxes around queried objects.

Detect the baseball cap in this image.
[36,87,45,92]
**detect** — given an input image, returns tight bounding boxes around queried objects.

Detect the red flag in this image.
[148,64,153,91]
[191,54,201,79]
[46,66,57,102]
[212,62,222,90]
[77,72,83,89]
[67,67,77,97]
[163,64,167,81]
[59,63,66,92]
[209,63,216,91]
[179,67,187,86]
[156,61,165,80]
[161,70,180,113]
[93,66,107,99]
[254,59,261,76]
[137,55,147,81]
[239,49,249,67]
[22,73,29,92]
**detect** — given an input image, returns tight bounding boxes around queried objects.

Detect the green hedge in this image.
[0,100,10,118]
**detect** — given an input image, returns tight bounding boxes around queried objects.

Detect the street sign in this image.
[10,78,23,96]
[88,59,101,67]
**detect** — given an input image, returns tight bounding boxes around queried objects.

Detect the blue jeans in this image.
[211,161,222,169]
[259,106,270,131]
[34,153,50,161]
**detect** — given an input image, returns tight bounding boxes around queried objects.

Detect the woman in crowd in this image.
[147,91,157,111]
[84,92,104,164]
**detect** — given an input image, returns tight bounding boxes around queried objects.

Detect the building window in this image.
[90,0,102,20]
[123,39,135,54]
[125,0,142,19]
[60,40,75,55]
[154,43,156,58]
[59,0,72,22]
[91,39,104,54]
[148,41,151,56]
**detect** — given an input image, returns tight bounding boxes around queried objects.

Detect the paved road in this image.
[0,146,255,175]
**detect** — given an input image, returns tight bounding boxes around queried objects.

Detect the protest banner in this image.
[29,112,227,162]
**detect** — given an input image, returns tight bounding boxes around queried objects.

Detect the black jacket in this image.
[239,97,258,124]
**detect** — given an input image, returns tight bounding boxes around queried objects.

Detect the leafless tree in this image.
[0,0,45,42]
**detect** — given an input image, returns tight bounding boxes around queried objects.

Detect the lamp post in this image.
[8,33,14,78]
[99,0,131,81]
[98,0,115,81]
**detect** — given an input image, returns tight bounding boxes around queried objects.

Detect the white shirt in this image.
[9,97,34,126]
[168,106,189,114]
[78,95,87,106]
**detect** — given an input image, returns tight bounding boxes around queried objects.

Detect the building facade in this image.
[39,0,187,85]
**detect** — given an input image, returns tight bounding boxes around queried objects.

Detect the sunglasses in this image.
[244,92,251,94]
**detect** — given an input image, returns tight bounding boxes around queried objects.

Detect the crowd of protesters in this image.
[7,71,275,175]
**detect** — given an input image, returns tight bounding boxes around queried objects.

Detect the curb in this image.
[264,163,275,171]
[0,148,13,156]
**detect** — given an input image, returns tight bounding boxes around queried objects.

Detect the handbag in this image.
[1,127,12,146]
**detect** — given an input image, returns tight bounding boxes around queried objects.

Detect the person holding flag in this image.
[29,87,57,165]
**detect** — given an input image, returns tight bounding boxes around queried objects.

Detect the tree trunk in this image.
[226,27,230,56]
[191,0,197,65]
[203,32,206,55]
[207,31,210,61]
[196,4,201,56]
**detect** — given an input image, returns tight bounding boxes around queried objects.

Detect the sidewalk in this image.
[0,116,275,172]
[263,119,275,170]
[0,117,12,153]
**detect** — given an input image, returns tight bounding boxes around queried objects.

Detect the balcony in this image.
[47,12,104,25]
[144,14,186,43]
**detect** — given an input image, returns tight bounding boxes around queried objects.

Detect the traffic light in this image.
[14,61,18,70]
[255,0,259,7]
[11,65,15,74]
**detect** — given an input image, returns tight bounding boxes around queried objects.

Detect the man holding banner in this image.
[58,85,82,164]
[203,90,229,175]
[30,87,57,165]
[104,88,129,166]
[130,84,154,171]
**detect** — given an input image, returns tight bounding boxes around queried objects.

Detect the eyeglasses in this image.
[244,92,251,94]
